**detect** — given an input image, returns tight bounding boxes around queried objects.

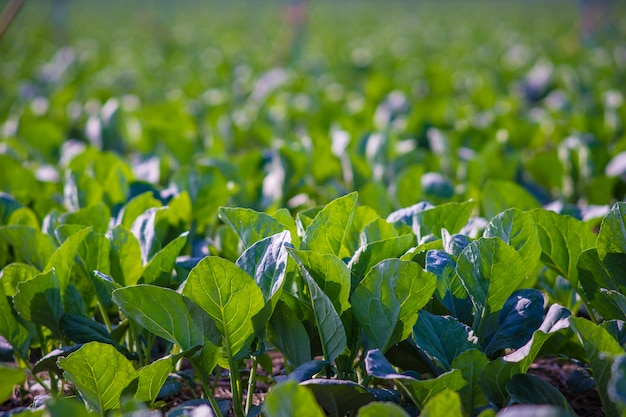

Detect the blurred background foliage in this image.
[1,0,625,234]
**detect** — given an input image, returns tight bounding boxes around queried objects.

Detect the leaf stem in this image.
[211,366,221,394]
[96,300,113,333]
[244,355,259,416]
[229,357,244,417]
[23,361,51,393]
[191,360,224,417]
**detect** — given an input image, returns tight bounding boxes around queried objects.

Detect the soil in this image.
[1,354,605,416]
[528,357,604,417]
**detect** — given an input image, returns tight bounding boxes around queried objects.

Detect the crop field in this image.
[1,0,626,416]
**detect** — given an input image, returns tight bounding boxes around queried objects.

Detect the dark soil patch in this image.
[528,357,604,417]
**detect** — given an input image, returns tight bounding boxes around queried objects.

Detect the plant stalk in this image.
[96,300,113,333]
[229,357,244,417]
[244,355,259,416]
[191,360,224,417]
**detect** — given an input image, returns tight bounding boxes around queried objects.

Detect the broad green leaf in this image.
[296,255,347,363]
[288,247,350,314]
[219,207,286,249]
[569,316,624,417]
[0,280,31,361]
[262,380,325,417]
[478,358,523,408]
[60,203,111,234]
[58,342,138,415]
[0,364,25,403]
[603,321,626,350]
[237,231,291,334]
[360,217,399,245]
[1,263,40,296]
[135,358,174,404]
[175,165,233,232]
[142,231,189,287]
[482,180,541,220]
[59,314,116,346]
[357,402,409,417]
[412,201,476,242]
[236,230,291,303]
[441,231,472,256]
[109,225,143,286]
[268,300,311,368]
[578,248,626,320]
[135,348,198,404]
[395,370,466,409]
[504,304,573,367]
[480,304,573,406]
[55,224,88,242]
[387,202,433,227]
[7,207,39,228]
[301,379,375,417]
[507,374,576,415]
[45,227,92,291]
[479,304,572,405]
[296,207,321,237]
[301,192,357,256]
[112,284,221,349]
[452,349,489,414]
[64,171,104,211]
[211,224,242,261]
[456,237,526,336]
[483,289,545,356]
[47,228,110,308]
[0,225,56,270]
[364,348,408,379]
[348,234,416,289]
[529,208,595,287]
[182,256,265,358]
[389,201,474,242]
[483,208,541,279]
[353,259,436,352]
[271,207,300,248]
[287,360,329,382]
[412,311,478,371]
[597,202,626,261]
[343,206,381,257]
[167,190,192,227]
[425,250,473,323]
[131,207,167,264]
[420,389,463,417]
[117,191,162,230]
[13,270,65,339]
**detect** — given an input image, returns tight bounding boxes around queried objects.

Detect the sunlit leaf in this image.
[58,342,138,415]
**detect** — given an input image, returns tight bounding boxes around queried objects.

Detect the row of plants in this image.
[2,184,626,416]
[2,1,626,219]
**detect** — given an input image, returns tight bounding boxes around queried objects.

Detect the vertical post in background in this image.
[0,0,25,42]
